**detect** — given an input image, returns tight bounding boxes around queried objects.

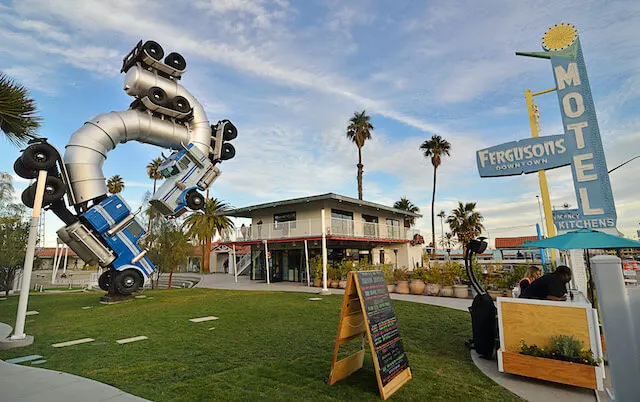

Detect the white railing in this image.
[228,217,420,243]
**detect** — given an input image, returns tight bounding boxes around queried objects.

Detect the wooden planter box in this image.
[499,350,602,390]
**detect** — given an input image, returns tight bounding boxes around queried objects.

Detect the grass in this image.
[0,289,518,401]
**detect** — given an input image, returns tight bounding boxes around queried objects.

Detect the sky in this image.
[2,0,640,247]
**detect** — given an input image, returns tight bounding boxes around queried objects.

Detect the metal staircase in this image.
[236,253,252,276]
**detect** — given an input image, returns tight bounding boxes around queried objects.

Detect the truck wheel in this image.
[186,191,205,210]
[22,143,58,170]
[165,52,186,71]
[149,87,167,106]
[98,270,111,291]
[142,41,164,61]
[21,185,36,208]
[14,158,37,179]
[171,96,191,113]
[115,269,142,295]
[220,143,236,160]
[42,176,66,202]
[221,120,238,141]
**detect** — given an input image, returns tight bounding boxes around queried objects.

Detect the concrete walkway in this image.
[0,359,148,401]
[198,274,598,402]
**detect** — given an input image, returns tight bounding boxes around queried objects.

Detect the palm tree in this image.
[346,110,374,200]
[439,232,457,249]
[446,202,484,253]
[437,210,446,244]
[420,135,451,257]
[183,198,235,273]
[146,157,163,193]
[393,197,420,227]
[0,73,41,146]
[106,175,125,194]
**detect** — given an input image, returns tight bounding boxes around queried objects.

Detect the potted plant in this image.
[382,264,395,293]
[338,262,350,288]
[328,266,340,288]
[410,267,427,295]
[393,267,409,294]
[310,256,323,287]
[439,262,456,297]
[450,262,469,298]
[424,264,442,296]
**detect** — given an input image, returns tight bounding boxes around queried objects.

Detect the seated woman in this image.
[518,266,541,293]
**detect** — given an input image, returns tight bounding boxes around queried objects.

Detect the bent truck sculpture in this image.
[13,40,237,296]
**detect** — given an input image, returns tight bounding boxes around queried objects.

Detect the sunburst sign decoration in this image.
[542,23,578,51]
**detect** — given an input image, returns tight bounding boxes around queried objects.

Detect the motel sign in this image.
[476,24,617,231]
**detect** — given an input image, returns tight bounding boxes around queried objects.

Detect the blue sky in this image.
[2,0,640,246]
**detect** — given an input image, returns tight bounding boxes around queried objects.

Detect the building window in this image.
[331,209,354,236]
[362,214,378,237]
[386,218,401,239]
[274,211,296,229]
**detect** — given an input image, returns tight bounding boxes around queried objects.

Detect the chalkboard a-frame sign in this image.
[327,271,412,399]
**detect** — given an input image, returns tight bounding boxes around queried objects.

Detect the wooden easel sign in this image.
[328,271,412,400]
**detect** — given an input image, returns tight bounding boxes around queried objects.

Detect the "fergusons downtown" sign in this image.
[476,23,617,232]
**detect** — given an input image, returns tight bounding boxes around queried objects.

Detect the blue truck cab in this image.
[83,195,155,294]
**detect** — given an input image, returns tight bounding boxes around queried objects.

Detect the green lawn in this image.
[0,289,518,401]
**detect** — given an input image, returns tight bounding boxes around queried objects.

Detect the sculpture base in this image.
[0,335,34,350]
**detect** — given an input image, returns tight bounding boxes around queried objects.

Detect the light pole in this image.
[536,195,546,237]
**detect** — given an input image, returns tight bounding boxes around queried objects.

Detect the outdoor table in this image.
[496,292,604,390]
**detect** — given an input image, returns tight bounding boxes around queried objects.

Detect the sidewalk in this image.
[0,359,148,401]
[198,274,596,402]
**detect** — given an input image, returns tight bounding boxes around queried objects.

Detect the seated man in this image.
[520,265,572,301]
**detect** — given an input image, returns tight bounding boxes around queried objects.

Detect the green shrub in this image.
[520,335,600,366]
[392,267,408,281]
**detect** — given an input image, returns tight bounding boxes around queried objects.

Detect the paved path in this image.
[0,359,148,401]
[198,274,598,402]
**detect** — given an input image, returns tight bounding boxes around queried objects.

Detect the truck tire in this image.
[221,120,238,141]
[142,41,164,61]
[165,52,186,71]
[42,176,66,203]
[98,270,111,291]
[22,143,58,170]
[186,191,205,210]
[171,96,191,113]
[220,143,236,160]
[149,87,167,106]
[114,269,142,295]
[21,185,36,208]
[14,157,37,179]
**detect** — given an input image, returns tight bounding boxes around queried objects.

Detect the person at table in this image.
[518,266,541,293]
[520,265,572,301]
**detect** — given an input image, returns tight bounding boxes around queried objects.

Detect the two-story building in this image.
[216,193,424,283]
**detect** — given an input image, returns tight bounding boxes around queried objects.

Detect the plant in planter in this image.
[520,335,600,366]
[328,266,340,288]
[410,267,428,295]
[310,255,323,287]
[439,262,458,297]
[382,264,395,293]
[450,262,469,298]
[338,262,350,288]
[393,267,410,294]
[424,264,442,296]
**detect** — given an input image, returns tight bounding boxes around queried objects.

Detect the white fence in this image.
[228,217,421,242]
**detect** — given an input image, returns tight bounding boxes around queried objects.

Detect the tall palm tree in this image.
[393,197,420,227]
[346,110,374,200]
[446,202,484,253]
[146,157,163,193]
[420,135,451,257]
[0,73,41,146]
[439,232,457,249]
[183,198,235,273]
[106,175,125,194]
[437,210,446,243]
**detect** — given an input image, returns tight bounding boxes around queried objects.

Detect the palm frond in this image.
[0,72,41,146]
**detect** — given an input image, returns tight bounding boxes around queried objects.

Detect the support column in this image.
[320,209,330,295]
[263,240,270,285]
[10,170,48,345]
[304,240,310,286]
[233,245,238,283]
[51,242,59,285]
[62,246,69,275]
